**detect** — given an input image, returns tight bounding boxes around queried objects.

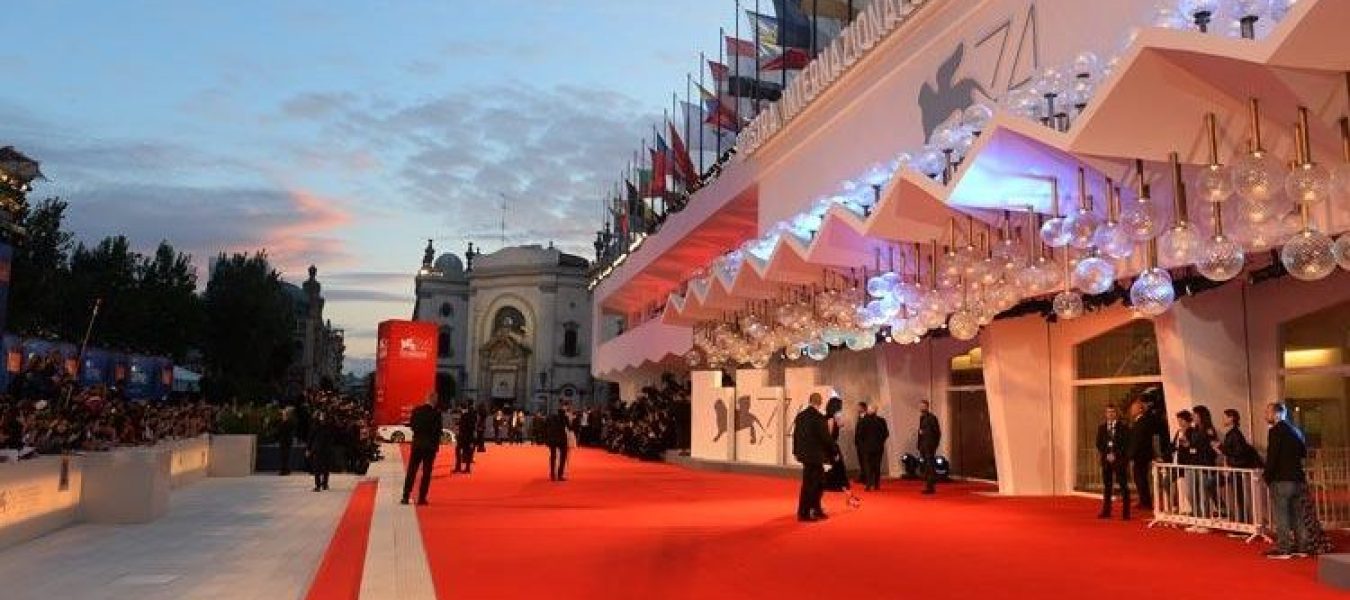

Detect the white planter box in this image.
[208,434,256,478]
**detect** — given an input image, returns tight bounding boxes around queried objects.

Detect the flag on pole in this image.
[681,101,735,155]
[773,0,844,49]
[761,44,811,71]
[648,136,669,197]
[667,121,698,187]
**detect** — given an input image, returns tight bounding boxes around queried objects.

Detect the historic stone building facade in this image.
[413,242,593,410]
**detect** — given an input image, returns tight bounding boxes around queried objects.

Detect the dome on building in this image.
[434,253,466,279]
[473,244,589,272]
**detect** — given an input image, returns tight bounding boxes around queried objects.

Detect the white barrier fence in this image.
[1307,447,1350,530]
[1149,463,1271,542]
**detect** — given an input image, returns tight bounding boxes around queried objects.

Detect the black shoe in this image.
[313,487,322,492]
[322,483,329,490]
[417,499,428,506]
[1122,514,1131,521]
[922,489,935,495]
[1098,512,1111,519]
[557,476,567,482]
[400,498,409,505]
[814,512,829,520]
[798,515,818,522]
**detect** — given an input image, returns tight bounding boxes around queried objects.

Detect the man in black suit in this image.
[1096,404,1131,520]
[1125,399,1156,510]
[793,393,832,521]
[1263,401,1310,559]
[917,400,941,495]
[453,401,478,474]
[854,402,889,491]
[544,401,573,481]
[401,393,443,505]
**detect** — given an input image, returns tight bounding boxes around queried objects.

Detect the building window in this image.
[1279,300,1350,450]
[1073,320,1163,492]
[561,322,579,358]
[438,327,453,359]
[493,306,526,335]
[439,302,453,318]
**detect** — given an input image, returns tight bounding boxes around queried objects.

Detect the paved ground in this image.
[0,470,355,600]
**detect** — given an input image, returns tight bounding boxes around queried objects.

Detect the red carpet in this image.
[305,479,377,600]
[408,446,1339,599]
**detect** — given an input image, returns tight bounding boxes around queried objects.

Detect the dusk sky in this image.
[3,1,736,373]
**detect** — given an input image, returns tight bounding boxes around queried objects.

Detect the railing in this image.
[1308,447,1350,529]
[1149,463,1271,542]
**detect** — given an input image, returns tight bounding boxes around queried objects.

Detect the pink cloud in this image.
[236,186,354,275]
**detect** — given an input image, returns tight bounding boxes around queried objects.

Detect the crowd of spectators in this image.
[0,351,372,468]
[599,374,690,460]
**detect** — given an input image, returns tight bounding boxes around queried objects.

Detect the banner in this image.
[374,320,437,426]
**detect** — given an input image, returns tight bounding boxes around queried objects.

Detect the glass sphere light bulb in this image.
[1130,268,1176,317]
[1281,228,1337,281]
[1195,234,1245,282]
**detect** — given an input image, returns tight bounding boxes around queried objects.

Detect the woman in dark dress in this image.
[823,397,862,509]
[307,411,334,492]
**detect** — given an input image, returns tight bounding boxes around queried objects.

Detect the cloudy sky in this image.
[3,0,733,373]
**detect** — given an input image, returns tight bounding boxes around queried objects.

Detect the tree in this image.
[134,241,201,360]
[8,197,74,336]
[201,252,296,402]
[62,236,140,348]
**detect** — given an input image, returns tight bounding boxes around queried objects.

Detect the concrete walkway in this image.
[359,443,436,600]
[0,471,354,600]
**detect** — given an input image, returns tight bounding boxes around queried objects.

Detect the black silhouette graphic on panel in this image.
[712,397,728,442]
[735,396,768,445]
[919,43,988,142]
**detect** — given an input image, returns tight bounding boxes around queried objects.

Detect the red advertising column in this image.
[374,320,438,426]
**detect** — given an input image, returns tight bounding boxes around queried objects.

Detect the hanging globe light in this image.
[1130,244,1176,317]
[947,309,980,341]
[1231,98,1287,223]
[1333,116,1350,199]
[1064,168,1101,249]
[1196,202,1246,282]
[805,341,831,361]
[1053,290,1085,320]
[1093,182,1134,259]
[685,349,703,368]
[1194,113,1234,203]
[1121,159,1163,241]
[1281,206,1338,282]
[1284,107,1334,206]
[992,210,1029,270]
[1073,251,1117,295]
[1040,176,1072,247]
[1333,233,1350,271]
[1158,152,1203,266]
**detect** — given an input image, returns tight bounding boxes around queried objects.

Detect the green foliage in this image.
[8,197,74,336]
[6,196,300,401]
[202,252,297,402]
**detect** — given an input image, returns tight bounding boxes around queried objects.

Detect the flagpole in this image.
[716,29,725,162]
[783,2,790,92]
[753,0,761,118]
[812,0,819,57]
[688,71,701,177]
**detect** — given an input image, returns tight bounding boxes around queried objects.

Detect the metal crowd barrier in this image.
[1149,463,1271,543]
[1307,447,1350,529]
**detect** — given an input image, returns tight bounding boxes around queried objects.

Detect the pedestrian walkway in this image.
[358,443,435,600]
[0,471,354,600]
